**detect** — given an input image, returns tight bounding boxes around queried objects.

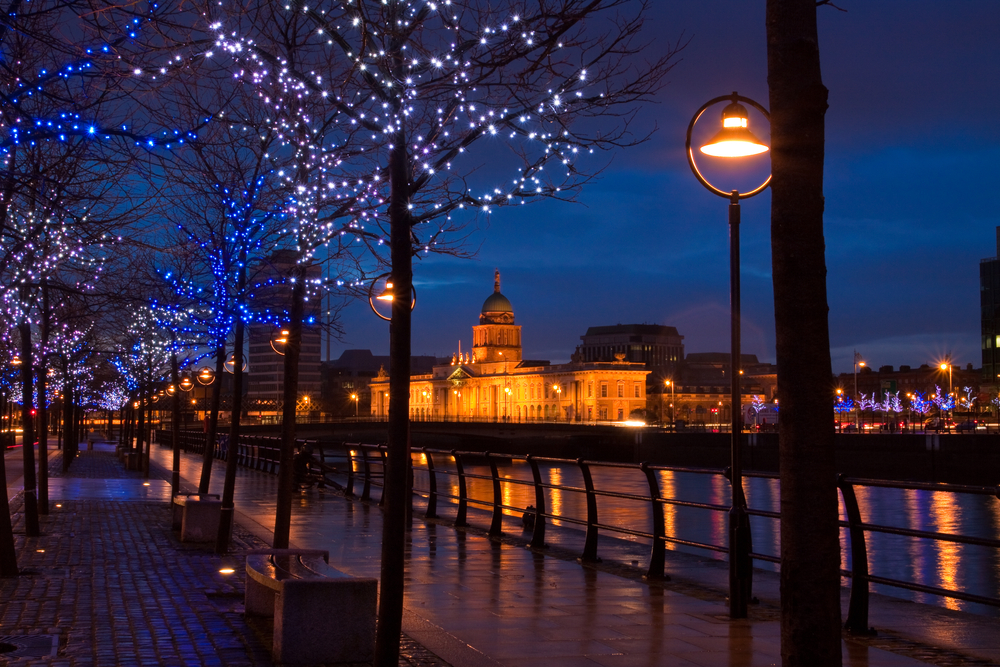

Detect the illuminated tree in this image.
[205,1,679,661]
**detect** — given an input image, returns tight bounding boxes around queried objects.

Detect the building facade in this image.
[578,324,684,376]
[246,250,322,421]
[371,271,650,422]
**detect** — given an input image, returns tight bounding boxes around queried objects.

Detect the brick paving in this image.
[1,445,451,667]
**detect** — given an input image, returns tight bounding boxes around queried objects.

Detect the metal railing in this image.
[339,442,1000,632]
[161,432,1000,630]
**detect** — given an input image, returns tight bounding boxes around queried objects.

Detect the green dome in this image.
[482,291,513,314]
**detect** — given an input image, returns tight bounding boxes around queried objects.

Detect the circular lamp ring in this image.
[196,366,216,385]
[224,353,247,374]
[367,272,417,322]
[270,327,291,356]
[685,93,772,200]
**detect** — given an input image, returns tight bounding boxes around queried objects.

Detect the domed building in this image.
[370,270,650,423]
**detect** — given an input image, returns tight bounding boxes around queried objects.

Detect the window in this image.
[600,383,608,398]
[634,383,641,398]
[588,381,593,398]
[600,407,608,420]
[617,383,624,398]
[617,408,624,420]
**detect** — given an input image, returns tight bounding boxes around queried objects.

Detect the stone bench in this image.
[171,494,222,542]
[245,549,377,665]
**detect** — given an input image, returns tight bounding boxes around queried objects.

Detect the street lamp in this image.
[350,393,358,419]
[854,351,865,430]
[552,384,562,421]
[836,388,843,433]
[687,91,770,619]
[665,379,675,431]
[940,361,953,431]
[504,385,511,422]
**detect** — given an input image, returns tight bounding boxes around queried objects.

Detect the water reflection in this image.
[406,456,1000,616]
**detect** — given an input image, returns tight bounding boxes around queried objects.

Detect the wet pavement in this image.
[3,440,998,666]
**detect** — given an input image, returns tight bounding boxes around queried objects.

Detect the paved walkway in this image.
[3,441,998,666]
[1,443,444,666]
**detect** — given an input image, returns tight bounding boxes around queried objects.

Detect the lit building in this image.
[370,270,650,422]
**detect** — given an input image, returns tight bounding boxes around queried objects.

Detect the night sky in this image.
[325,1,1000,375]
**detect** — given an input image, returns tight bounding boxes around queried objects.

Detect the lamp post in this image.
[686,91,770,619]
[940,361,953,431]
[854,351,865,430]
[552,384,562,421]
[350,393,358,419]
[836,388,843,433]
[665,379,675,431]
[504,385,511,422]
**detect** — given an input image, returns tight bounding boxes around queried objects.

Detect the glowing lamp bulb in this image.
[700,98,769,158]
[377,281,395,301]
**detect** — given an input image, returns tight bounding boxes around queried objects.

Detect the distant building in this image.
[836,363,981,404]
[650,352,770,426]
[246,250,322,422]
[981,227,1000,384]
[322,350,437,418]
[578,324,684,376]
[371,271,650,422]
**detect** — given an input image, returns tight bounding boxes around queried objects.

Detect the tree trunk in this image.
[37,281,49,515]
[19,319,39,537]
[273,266,305,548]
[217,313,245,554]
[766,1,842,664]
[62,384,74,471]
[171,354,182,495]
[0,393,19,576]
[198,343,226,493]
[374,76,413,666]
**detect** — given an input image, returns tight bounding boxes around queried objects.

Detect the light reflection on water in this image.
[410,454,1000,616]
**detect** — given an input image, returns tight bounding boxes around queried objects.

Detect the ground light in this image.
[686,91,770,620]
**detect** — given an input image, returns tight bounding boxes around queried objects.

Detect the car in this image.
[956,421,977,431]
[842,424,858,433]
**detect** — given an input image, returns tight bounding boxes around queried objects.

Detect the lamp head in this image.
[700,94,769,158]
[376,279,395,302]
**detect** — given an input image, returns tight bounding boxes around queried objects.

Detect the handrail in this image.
[163,432,1000,633]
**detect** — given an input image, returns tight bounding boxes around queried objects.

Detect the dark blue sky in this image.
[326,1,1000,375]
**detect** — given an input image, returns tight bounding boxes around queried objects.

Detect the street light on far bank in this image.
[351,393,358,418]
[686,91,770,619]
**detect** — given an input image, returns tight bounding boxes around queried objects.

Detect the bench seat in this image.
[171,494,222,542]
[245,549,377,665]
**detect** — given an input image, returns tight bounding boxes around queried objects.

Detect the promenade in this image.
[3,440,999,666]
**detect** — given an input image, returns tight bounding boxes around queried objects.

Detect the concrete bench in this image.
[172,494,222,542]
[245,549,377,665]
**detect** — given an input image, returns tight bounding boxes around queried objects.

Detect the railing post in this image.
[453,449,468,527]
[378,447,387,508]
[526,454,546,549]
[360,447,373,501]
[578,458,600,563]
[424,448,438,519]
[839,474,875,635]
[640,462,668,580]
[487,453,503,537]
[343,443,356,498]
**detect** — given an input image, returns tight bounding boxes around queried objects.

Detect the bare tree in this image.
[766,1,841,664]
[206,1,680,663]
